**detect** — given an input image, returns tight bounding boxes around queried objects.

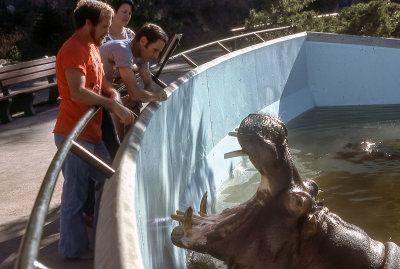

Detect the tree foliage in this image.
[246,0,316,27]
[246,0,400,39]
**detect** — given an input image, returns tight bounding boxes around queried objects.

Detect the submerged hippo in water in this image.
[171,114,400,268]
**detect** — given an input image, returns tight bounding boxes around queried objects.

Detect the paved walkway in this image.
[0,99,96,268]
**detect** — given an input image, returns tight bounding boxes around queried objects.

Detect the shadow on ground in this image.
[0,207,93,269]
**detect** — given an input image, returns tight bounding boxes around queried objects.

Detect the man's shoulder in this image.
[59,35,86,56]
[101,39,132,50]
[99,40,133,63]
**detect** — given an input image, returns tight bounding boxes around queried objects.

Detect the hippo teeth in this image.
[228,131,238,137]
[224,129,248,159]
[224,149,247,159]
[171,208,208,228]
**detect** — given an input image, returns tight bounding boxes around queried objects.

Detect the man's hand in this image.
[121,95,138,108]
[110,89,122,104]
[120,89,167,108]
[156,90,167,102]
[111,102,135,125]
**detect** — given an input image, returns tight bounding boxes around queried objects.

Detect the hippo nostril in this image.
[297,197,303,207]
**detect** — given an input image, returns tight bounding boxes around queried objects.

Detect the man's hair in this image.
[73,0,114,30]
[112,0,135,13]
[134,23,168,45]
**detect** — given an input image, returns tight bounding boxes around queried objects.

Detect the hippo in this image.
[170,114,400,268]
[337,140,400,163]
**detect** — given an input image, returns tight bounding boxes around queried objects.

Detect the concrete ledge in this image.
[306,32,400,49]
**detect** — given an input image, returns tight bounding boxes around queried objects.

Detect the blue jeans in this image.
[54,134,112,258]
[101,109,120,160]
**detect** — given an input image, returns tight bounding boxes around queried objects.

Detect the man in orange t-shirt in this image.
[53,0,134,259]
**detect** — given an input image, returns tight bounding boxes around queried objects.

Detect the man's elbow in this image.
[70,89,83,103]
[70,93,79,103]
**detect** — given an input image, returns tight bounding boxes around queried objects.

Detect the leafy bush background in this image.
[246,0,400,39]
[1,0,399,63]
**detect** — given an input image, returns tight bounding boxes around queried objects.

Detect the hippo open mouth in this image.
[171,114,400,268]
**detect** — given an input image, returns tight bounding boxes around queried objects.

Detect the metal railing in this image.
[168,26,292,68]
[15,25,293,269]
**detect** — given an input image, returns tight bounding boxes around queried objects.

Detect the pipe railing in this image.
[14,25,293,269]
[168,25,292,67]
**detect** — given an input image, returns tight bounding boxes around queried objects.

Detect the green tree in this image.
[292,0,400,38]
[246,0,400,39]
[245,0,316,27]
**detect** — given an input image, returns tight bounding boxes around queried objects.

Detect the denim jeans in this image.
[101,109,120,160]
[54,134,112,258]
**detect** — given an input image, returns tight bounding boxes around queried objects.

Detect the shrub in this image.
[0,32,24,62]
[291,0,400,38]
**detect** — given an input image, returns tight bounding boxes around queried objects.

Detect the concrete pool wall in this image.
[95,32,400,268]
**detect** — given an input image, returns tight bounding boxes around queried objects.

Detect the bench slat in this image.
[0,82,57,101]
[0,62,56,81]
[0,56,58,123]
[0,57,56,74]
[2,69,56,87]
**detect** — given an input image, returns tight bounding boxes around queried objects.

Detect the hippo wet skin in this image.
[170,114,400,269]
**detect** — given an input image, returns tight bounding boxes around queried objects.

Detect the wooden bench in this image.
[0,56,58,123]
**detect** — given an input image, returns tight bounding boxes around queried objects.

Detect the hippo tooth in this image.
[224,149,247,159]
[171,214,184,222]
[199,192,208,216]
[176,210,205,221]
[171,213,203,225]
[183,207,193,236]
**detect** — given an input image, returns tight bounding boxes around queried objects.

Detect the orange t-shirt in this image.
[53,34,104,144]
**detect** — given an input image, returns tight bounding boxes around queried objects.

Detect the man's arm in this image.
[119,66,167,105]
[65,68,134,125]
[101,75,121,103]
[138,68,155,92]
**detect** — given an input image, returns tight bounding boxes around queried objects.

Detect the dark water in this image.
[287,105,400,243]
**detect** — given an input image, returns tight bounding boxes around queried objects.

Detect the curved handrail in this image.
[15,106,100,269]
[169,25,292,61]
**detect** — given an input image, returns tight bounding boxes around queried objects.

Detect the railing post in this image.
[253,33,265,42]
[180,54,198,68]
[152,75,168,88]
[230,26,245,51]
[216,42,231,53]
[70,141,115,178]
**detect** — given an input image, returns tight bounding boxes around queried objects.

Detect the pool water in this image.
[215,105,400,244]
